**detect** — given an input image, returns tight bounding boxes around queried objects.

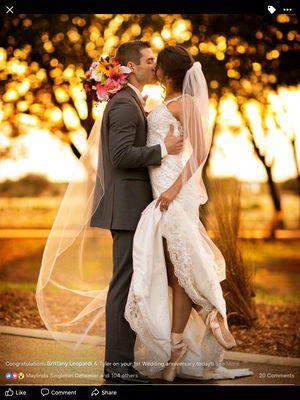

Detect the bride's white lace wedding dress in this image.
[125,97,253,380]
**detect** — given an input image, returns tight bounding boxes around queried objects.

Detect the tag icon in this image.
[268,5,276,14]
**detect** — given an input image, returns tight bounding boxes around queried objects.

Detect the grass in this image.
[0,238,299,306]
[0,193,299,229]
[0,197,60,229]
[0,282,37,291]
[241,239,300,305]
[240,191,299,230]
[0,236,113,290]
[241,239,300,266]
[0,195,299,307]
[254,291,300,305]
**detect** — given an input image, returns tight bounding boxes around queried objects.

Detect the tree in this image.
[1,14,299,232]
[185,14,299,233]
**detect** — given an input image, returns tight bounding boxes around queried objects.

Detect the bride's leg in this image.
[162,237,190,381]
[163,238,193,333]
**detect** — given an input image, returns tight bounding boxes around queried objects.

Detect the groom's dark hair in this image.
[116,41,151,66]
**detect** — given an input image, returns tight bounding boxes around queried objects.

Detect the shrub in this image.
[205,178,257,327]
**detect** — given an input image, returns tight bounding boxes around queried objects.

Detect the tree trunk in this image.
[68,97,95,160]
[272,107,300,190]
[204,96,221,177]
[291,137,300,189]
[81,96,95,139]
[202,96,221,227]
[265,164,284,237]
[238,104,284,237]
[69,142,81,160]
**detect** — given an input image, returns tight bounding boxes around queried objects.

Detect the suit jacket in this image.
[90,85,162,231]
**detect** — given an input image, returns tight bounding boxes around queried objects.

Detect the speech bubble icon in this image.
[41,388,50,396]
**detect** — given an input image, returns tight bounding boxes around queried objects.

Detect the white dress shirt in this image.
[127,83,168,159]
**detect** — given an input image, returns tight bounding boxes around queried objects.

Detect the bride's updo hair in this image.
[156,45,194,91]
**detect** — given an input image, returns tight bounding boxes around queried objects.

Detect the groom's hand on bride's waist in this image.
[164,124,184,155]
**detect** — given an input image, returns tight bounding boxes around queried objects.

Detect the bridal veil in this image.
[181,61,212,202]
[36,116,110,349]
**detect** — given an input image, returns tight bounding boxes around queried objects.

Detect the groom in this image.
[91,41,183,383]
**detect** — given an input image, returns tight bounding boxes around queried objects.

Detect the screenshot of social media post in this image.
[0,2,299,398]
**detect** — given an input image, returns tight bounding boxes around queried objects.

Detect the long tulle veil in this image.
[181,61,212,200]
[36,115,110,349]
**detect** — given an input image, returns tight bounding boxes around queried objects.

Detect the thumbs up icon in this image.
[5,388,14,397]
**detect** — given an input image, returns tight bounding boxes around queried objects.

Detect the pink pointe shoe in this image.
[162,333,187,382]
[198,308,237,350]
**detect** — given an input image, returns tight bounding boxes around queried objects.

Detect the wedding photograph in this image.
[0,10,299,398]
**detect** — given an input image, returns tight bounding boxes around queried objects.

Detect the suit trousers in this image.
[105,230,136,367]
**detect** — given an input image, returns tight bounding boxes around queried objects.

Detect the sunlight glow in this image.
[0,129,85,182]
[0,85,299,184]
[62,105,81,130]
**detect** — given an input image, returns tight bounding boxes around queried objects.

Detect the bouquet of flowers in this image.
[82,56,131,102]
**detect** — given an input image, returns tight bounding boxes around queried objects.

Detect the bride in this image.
[125,45,253,381]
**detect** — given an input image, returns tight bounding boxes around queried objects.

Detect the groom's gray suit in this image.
[91,85,162,366]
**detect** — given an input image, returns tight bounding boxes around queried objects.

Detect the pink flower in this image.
[106,77,121,88]
[108,66,122,80]
[105,78,122,95]
[96,83,108,101]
